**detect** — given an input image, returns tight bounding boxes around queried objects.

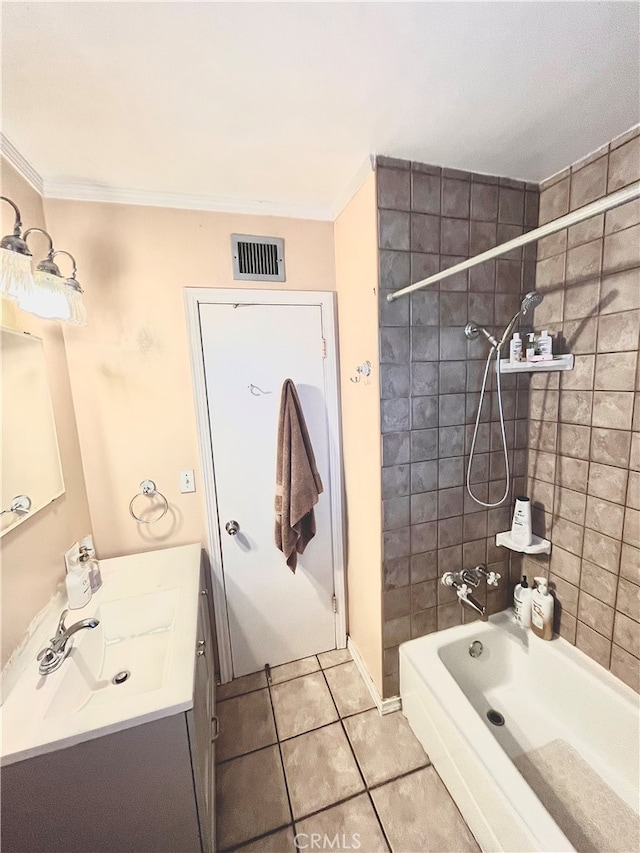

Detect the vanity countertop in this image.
[1,543,202,766]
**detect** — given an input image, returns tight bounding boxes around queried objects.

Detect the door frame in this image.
[184,287,347,684]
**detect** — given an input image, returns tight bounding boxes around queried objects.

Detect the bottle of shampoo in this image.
[514,575,532,627]
[511,496,533,548]
[537,330,553,360]
[531,576,554,640]
[526,332,536,362]
[510,332,522,365]
[66,557,92,609]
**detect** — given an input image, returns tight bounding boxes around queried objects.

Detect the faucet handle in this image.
[486,571,501,587]
[456,582,470,600]
[53,610,69,639]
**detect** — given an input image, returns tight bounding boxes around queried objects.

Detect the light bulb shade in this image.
[0,246,35,302]
[63,281,88,326]
[18,270,71,321]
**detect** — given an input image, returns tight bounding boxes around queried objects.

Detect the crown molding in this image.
[2,134,375,223]
[0,134,44,195]
[43,179,335,221]
[332,155,375,219]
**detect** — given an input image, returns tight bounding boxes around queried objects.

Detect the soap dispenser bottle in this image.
[514,575,532,628]
[79,544,102,593]
[66,553,92,609]
[531,576,554,640]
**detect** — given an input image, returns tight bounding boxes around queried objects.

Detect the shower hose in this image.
[466,346,510,508]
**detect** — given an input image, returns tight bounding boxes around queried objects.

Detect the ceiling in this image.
[2,2,639,219]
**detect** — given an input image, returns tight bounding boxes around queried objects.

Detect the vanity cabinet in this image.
[1,565,217,853]
[187,580,217,853]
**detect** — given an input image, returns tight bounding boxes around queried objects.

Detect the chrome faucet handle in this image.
[53,610,69,640]
[456,583,486,616]
[474,564,501,587]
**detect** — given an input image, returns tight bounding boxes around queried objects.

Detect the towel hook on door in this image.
[248,384,272,396]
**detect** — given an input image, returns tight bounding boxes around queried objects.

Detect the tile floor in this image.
[215,649,479,852]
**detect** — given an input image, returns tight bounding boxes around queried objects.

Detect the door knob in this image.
[225,520,240,536]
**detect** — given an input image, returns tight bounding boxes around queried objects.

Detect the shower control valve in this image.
[474,564,501,587]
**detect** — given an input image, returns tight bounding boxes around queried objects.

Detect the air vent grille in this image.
[231,235,286,282]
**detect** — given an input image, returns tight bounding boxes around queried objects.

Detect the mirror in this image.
[1,327,64,535]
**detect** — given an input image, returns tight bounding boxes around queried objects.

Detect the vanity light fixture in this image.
[53,250,88,327]
[20,228,70,321]
[0,196,35,303]
[0,196,88,325]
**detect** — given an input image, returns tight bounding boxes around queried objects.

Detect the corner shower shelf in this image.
[496,531,551,555]
[499,354,574,374]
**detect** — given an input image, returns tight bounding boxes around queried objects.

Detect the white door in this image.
[198,298,339,678]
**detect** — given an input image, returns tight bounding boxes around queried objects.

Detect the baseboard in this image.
[347,636,402,715]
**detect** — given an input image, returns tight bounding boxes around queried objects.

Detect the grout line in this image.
[318,665,394,852]
[216,740,280,767]
[219,650,353,701]
[217,684,268,704]
[218,822,294,852]
[265,672,297,831]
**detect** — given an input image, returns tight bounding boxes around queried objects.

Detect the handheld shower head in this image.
[520,291,543,315]
[497,291,544,348]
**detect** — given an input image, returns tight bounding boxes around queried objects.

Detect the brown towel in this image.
[275,379,323,572]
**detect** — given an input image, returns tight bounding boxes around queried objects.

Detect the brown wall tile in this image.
[576,621,612,668]
[607,136,640,192]
[610,644,640,692]
[544,127,639,690]
[616,577,640,622]
[580,561,618,607]
[578,591,615,638]
[588,462,628,504]
[613,610,640,658]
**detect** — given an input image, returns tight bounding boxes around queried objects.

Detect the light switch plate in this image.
[180,469,196,493]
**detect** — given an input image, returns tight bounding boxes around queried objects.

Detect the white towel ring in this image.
[129,480,169,524]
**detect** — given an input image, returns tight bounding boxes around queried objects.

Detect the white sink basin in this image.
[1,543,202,766]
[45,589,180,719]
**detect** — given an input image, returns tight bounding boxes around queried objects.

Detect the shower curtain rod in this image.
[387,181,640,302]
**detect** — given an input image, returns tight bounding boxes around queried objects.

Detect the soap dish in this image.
[496,531,551,555]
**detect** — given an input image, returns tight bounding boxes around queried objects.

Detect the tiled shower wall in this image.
[523,126,640,693]
[377,156,539,697]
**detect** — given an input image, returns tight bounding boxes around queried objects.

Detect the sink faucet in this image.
[37,610,100,675]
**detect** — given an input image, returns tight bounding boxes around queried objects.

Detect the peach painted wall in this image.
[43,198,336,559]
[334,172,384,692]
[1,160,92,668]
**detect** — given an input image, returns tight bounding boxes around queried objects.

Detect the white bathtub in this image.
[400,611,640,853]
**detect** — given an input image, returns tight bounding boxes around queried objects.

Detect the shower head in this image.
[465,291,545,353]
[496,291,544,348]
[520,291,543,316]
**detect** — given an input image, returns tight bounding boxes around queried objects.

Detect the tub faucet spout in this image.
[458,586,486,617]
